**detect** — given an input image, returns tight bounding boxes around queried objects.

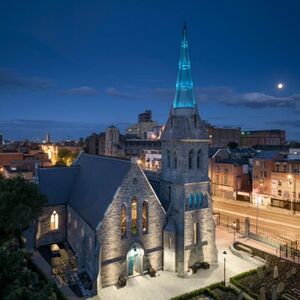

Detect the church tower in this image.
[161,25,218,275]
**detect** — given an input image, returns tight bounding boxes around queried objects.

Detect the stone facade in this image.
[160,107,218,275]
[67,204,99,281]
[36,205,66,248]
[98,162,165,288]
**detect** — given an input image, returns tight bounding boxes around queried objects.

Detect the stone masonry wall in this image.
[36,205,66,248]
[67,204,99,281]
[98,162,165,288]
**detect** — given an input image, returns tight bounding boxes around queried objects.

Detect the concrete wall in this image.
[36,205,66,248]
[98,162,165,288]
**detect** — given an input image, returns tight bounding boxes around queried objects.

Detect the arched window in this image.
[199,192,203,208]
[121,205,127,236]
[189,150,194,169]
[174,152,177,169]
[197,150,201,169]
[189,194,194,209]
[142,201,148,234]
[195,194,200,208]
[131,197,138,235]
[50,210,59,230]
[167,150,171,168]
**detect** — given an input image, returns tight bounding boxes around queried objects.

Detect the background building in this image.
[208,126,241,147]
[240,130,286,147]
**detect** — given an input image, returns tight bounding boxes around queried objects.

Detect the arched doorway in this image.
[127,243,144,277]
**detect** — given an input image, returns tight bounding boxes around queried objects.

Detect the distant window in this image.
[278,180,282,186]
[197,150,201,169]
[276,164,280,172]
[121,205,127,237]
[131,197,138,235]
[188,150,194,169]
[142,201,149,234]
[264,171,267,178]
[283,165,287,173]
[50,211,59,230]
[278,190,282,196]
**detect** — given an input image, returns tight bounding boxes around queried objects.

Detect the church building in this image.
[35,25,218,295]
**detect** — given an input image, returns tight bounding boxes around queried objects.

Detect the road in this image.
[212,197,300,242]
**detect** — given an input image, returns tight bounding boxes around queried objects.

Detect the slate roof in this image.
[254,150,282,160]
[38,167,79,206]
[38,153,132,229]
[69,153,131,228]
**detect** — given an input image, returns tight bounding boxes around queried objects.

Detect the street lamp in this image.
[256,182,263,234]
[288,174,296,214]
[223,251,227,286]
[233,221,236,243]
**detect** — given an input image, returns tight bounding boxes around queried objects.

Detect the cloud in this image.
[268,119,300,128]
[105,87,139,99]
[0,68,54,90]
[60,86,98,96]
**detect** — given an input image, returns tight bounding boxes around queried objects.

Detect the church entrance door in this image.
[127,243,144,277]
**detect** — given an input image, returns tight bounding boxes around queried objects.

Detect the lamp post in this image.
[233,221,236,243]
[223,251,227,286]
[256,182,263,234]
[288,174,296,214]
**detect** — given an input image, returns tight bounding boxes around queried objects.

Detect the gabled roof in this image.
[68,153,131,229]
[38,167,79,205]
[38,153,132,229]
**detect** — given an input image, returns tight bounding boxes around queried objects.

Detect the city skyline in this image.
[1,0,300,141]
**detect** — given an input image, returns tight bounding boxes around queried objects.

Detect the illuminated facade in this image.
[34,25,217,296]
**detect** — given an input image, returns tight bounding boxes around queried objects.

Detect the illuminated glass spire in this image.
[173,25,196,109]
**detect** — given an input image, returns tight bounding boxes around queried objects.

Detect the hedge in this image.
[229,268,258,299]
[170,282,239,300]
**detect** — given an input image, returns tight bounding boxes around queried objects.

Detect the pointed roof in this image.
[173,25,196,109]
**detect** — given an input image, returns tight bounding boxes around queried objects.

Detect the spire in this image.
[173,24,196,109]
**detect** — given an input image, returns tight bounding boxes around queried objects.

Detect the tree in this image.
[227,141,239,149]
[0,177,46,241]
[0,240,57,300]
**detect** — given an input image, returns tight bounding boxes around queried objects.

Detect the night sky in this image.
[1,0,300,141]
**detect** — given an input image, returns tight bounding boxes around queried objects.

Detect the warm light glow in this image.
[50,211,59,230]
[137,159,142,164]
[287,174,292,180]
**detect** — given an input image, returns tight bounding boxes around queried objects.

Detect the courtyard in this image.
[92,228,264,300]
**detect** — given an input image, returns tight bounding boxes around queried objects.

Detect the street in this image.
[213,197,300,241]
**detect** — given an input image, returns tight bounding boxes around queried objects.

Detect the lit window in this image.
[193,222,198,245]
[121,205,127,236]
[131,197,138,235]
[189,150,194,169]
[50,211,59,230]
[142,201,148,234]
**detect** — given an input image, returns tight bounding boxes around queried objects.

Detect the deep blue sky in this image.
[0,0,300,141]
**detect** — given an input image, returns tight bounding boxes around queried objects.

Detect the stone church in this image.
[35,25,218,295]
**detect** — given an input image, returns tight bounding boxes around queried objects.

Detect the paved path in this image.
[92,228,263,300]
[32,251,83,300]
